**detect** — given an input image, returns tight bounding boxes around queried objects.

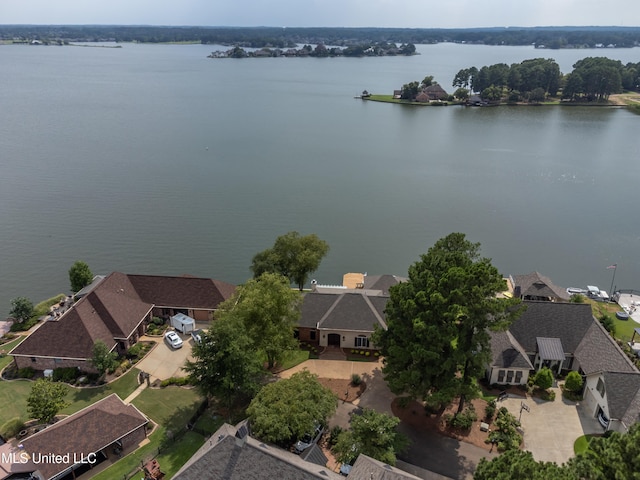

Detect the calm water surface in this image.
[0,43,639,312]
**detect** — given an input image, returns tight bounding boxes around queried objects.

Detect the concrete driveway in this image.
[135,333,194,381]
[500,386,603,465]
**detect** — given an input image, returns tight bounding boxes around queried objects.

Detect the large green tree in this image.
[251,231,329,291]
[475,450,574,480]
[68,260,93,293]
[27,379,69,423]
[373,233,522,413]
[216,272,301,369]
[184,317,263,413]
[9,297,34,323]
[333,408,408,466]
[246,370,337,446]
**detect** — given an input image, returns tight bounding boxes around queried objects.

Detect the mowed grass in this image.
[586,298,637,342]
[0,365,142,428]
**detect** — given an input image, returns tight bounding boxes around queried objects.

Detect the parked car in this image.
[294,423,324,454]
[191,329,203,344]
[164,330,183,349]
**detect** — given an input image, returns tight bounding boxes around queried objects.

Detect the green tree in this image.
[27,379,69,423]
[481,85,503,102]
[9,297,34,323]
[534,367,553,390]
[333,409,408,466]
[400,81,420,100]
[528,87,546,104]
[251,231,330,291]
[90,340,118,375]
[570,422,640,480]
[421,75,434,88]
[475,450,574,480]
[68,260,93,293]
[246,370,337,446]
[373,233,522,413]
[452,68,472,89]
[216,272,301,369]
[453,87,470,102]
[184,317,263,413]
[564,371,583,393]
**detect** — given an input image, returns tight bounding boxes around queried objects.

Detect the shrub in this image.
[160,376,191,388]
[374,352,380,357]
[365,351,370,357]
[52,367,80,383]
[488,408,522,451]
[534,368,553,390]
[570,294,585,303]
[17,367,35,379]
[351,373,362,386]
[541,389,556,401]
[151,316,164,326]
[564,371,583,393]
[447,406,477,430]
[359,350,365,355]
[599,314,616,335]
[485,400,497,422]
[0,418,25,439]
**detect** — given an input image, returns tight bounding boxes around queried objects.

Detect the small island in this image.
[208,42,417,58]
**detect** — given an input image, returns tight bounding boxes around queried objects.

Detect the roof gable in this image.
[602,372,640,425]
[489,330,534,369]
[513,272,569,301]
[575,321,637,375]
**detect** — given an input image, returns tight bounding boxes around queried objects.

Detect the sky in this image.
[0,0,638,28]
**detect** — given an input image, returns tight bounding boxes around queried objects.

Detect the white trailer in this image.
[170,313,195,334]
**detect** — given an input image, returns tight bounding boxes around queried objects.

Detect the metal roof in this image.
[536,337,565,361]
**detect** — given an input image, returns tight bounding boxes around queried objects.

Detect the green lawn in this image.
[132,386,203,430]
[0,337,24,369]
[0,380,33,433]
[587,299,637,342]
[574,434,598,455]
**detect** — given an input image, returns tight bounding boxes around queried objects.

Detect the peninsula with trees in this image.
[366,56,640,110]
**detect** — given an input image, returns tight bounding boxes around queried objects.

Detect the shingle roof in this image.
[300,292,388,333]
[363,275,407,295]
[11,271,235,360]
[513,272,569,301]
[127,274,236,309]
[489,330,534,369]
[348,454,423,480]
[173,423,342,480]
[508,302,594,354]
[574,321,637,375]
[602,372,640,427]
[21,394,148,480]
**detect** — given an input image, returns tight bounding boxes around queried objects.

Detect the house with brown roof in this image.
[10,272,235,373]
[423,84,448,100]
[18,394,149,480]
[487,301,640,433]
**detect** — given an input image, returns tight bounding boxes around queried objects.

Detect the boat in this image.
[616,311,630,320]
[567,287,586,295]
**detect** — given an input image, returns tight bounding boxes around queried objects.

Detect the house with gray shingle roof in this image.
[513,272,570,302]
[488,301,640,432]
[10,271,235,373]
[299,292,387,350]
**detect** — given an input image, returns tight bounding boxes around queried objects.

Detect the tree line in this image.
[399,57,640,105]
[1,25,639,48]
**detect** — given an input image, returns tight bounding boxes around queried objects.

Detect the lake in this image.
[0,42,638,313]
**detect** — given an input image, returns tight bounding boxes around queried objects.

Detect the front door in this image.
[327,333,341,346]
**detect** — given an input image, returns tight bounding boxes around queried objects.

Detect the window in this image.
[506,371,514,383]
[355,336,369,348]
[497,370,505,383]
[515,371,523,383]
[30,357,36,363]
[596,377,606,397]
[309,330,316,341]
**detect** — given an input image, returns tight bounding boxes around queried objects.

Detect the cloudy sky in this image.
[1,0,637,28]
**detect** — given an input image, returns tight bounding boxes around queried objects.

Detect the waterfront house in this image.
[10,272,235,373]
[487,301,640,433]
[513,271,570,302]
